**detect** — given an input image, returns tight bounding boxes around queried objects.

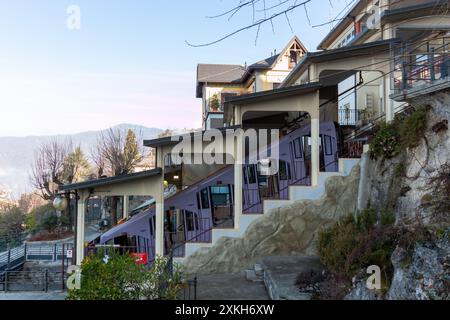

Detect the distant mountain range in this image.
[0,124,162,197]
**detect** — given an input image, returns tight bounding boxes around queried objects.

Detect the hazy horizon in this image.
[0,0,351,137]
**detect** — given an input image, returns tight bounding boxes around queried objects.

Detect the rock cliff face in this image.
[365,89,450,226]
[387,233,449,300]
[184,166,361,274]
[346,88,450,300]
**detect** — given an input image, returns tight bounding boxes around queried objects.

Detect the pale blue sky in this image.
[0,0,353,137]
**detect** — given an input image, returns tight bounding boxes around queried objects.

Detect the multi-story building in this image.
[197,36,307,129]
[62,0,450,267]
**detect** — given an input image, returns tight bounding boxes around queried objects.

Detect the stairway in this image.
[176,158,361,263]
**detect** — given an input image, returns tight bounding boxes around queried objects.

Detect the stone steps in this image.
[258,255,325,300]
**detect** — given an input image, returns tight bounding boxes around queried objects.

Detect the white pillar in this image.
[123,196,129,219]
[311,117,320,187]
[155,147,165,257]
[385,74,394,123]
[76,192,86,266]
[155,201,164,256]
[233,130,243,229]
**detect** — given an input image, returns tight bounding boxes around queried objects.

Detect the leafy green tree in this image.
[124,129,142,174]
[63,146,91,184]
[0,206,26,249]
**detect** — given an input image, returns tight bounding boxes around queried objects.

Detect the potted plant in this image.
[209,94,220,112]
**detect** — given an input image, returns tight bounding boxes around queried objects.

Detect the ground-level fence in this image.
[0,270,68,292]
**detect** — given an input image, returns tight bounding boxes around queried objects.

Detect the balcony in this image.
[391,36,450,101]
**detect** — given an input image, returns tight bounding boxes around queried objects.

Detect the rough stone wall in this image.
[346,88,450,300]
[183,166,360,274]
[365,89,450,226]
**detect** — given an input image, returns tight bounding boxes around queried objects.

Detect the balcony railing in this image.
[338,108,358,126]
[392,37,450,95]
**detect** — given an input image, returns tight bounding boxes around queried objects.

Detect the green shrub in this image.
[369,122,401,159]
[381,210,396,226]
[41,215,59,233]
[370,107,428,160]
[394,162,407,178]
[67,249,144,300]
[317,209,395,280]
[398,107,427,149]
[67,250,186,300]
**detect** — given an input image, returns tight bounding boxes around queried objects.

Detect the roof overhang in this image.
[59,168,162,192]
[317,0,449,50]
[382,0,450,24]
[317,0,370,50]
[282,39,396,87]
[143,125,242,149]
[223,82,321,123]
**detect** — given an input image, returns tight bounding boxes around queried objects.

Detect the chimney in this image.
[274,49,277,56]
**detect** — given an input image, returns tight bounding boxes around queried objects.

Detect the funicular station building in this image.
[61,0,450,267]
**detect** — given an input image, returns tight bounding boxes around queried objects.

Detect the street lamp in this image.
[53,196,68,211]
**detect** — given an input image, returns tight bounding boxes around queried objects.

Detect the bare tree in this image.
[91,128,146,226]
[91,128,144,177]
[30,139,73,201]
[186,0,315,47]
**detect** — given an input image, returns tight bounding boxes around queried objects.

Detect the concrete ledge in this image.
[259,255,324,300]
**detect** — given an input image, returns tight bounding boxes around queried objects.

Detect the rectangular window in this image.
[243,166,248,184]
[279,161,288,181]
[200,188,209,209]
[303,136,311,157]
[293,138,302,159]
[247,165,257,184]
[210,186,231,206]
[185,211,198,231]
[324,135,333,156]
[149,217,154,236]
[257,166,268,188]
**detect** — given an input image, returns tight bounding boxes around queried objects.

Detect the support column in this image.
[76,191,87,266]
[385,75,394,123]
[123,196,129,219]
[311,117,320,187]
[155,147,165,257]
[233,130,243,229]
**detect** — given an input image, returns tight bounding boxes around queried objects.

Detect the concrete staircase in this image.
[177,158,361,262]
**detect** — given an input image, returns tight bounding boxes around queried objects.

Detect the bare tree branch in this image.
[186,0,313,47]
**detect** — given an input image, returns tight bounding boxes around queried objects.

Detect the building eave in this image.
[59,168,162,192]
[282,39,396,87]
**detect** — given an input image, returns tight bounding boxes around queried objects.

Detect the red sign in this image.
[131,253,148,265]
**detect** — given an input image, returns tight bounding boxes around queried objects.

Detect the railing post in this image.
[24,243,27,261]
[6,245,10,269]
[4,271,8,292]
[53,243,57,262]
[194,276,197,300]
[430,48,435,82]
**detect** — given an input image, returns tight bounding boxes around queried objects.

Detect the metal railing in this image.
[0,270,67,292]
[0,246,26,272]
[392,37,450,94]
[338,108,359,126]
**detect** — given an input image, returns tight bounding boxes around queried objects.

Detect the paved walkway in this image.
[196,272,269,300]
[260,255,324,300]
[0,291,67,300]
